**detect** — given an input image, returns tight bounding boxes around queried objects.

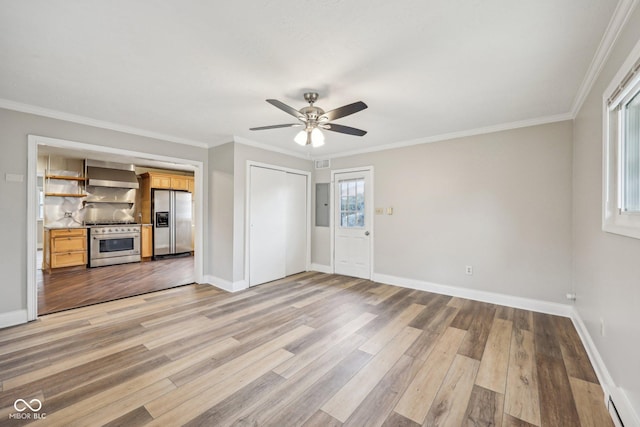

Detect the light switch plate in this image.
[375,208,384,215]
[386,207,393,215]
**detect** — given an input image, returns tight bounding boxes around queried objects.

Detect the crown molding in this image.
[570,0,639,117]
[0,98,210,149]
[319,112,573,160]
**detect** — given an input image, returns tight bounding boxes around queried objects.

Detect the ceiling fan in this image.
[250,92,367,147]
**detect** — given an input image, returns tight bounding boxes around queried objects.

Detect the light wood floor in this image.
[37,253,195,315]
[0,272,611,426]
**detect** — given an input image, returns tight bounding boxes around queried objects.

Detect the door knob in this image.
[365,231,370,236]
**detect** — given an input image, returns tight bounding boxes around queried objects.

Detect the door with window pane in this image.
[334,170,372,279]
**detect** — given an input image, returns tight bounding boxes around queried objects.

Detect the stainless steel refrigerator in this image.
[152,189,192,257]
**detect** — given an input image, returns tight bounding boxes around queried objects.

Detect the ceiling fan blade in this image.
[319,101,367,122]
[322,123,367,136]
[266,99,306,120]
[250,123,301,131]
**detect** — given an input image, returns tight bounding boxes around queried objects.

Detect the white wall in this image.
[209,142,234,282]
[0,108,208,316]
[572,4,640,420]
[313,121,574,303]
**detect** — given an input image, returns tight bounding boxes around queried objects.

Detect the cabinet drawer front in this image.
[52,252,86,268]
[151,175,172,189]
[52,236,86,252]
[50,228,86,238]
[171,177,189,191]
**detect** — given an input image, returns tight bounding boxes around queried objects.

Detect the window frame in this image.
[603,39,640,239]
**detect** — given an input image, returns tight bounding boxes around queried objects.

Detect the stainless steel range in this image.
[88,223,141,267]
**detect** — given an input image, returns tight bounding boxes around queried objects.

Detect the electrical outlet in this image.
[375,208,384,215]
[386,207,393,215]
[600,318,605,337]
[465,265,473,275]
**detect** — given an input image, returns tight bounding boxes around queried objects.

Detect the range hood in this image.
[85,160,139,189]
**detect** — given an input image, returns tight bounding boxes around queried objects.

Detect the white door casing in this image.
[333,169,373,279]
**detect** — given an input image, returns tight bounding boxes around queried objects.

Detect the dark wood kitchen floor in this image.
[37,252,195,315]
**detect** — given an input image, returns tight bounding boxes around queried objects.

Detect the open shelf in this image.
[45,193,87,198]
[45,175,87,181]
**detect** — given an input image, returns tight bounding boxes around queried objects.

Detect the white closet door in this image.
[249,166,287,286]
[285,172,307,276]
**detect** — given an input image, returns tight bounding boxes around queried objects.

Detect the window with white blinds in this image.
[622,88,640,212]
[603,43,640,239]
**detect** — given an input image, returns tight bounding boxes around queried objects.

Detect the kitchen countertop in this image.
[44,225,88,230]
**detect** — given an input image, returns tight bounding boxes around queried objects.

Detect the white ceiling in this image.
[0,1,622,157]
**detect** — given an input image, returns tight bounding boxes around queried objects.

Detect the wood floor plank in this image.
[496,305,514,321]
[457,302,497,360]
[226,334,368,426]
[258,349,373,427]
[504,328,540,426]
[62,379,175,427]
[536,353,580,427]
[146,325,313,417]
[303,410,343,427]
[147,349,294,426]
[321,326,422,422]
[423,354,481,426]
[343,354,423,427]
[274,312,377,378]
[475,318,513,393]
[183,371,286,427]
[359,303,425,355]
[102,406,154,427]
[554,316,599,384]
[532,312,562,359]
[503,413,538,427]
[569,377,614,427]
[513,309,533,332]
[0,274,607,427]
[394,327,467,424]
[463,385,505,427]
[38,255,195,315]
[383,412,422,427]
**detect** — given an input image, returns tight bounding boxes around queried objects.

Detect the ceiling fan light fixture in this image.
[294,130,307,146]
[311,128,325,147]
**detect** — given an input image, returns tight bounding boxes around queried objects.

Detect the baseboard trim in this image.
[371,273,573,317]
[571,308,640,427]
[0,309,29,329]
[310,263,332,274]
[203,275,248,293]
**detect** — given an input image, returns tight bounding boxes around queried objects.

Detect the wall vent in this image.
[314,159,330,169]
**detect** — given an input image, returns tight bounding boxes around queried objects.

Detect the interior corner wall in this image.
[312,121,574,304]
[572,4,640,419]
[231,143,313,283]
[0,107,209,316]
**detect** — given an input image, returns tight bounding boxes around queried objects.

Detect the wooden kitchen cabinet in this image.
[141,224,153,259]
[43,228,87,273]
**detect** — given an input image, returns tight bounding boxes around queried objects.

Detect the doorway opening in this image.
[28,135,204,318]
